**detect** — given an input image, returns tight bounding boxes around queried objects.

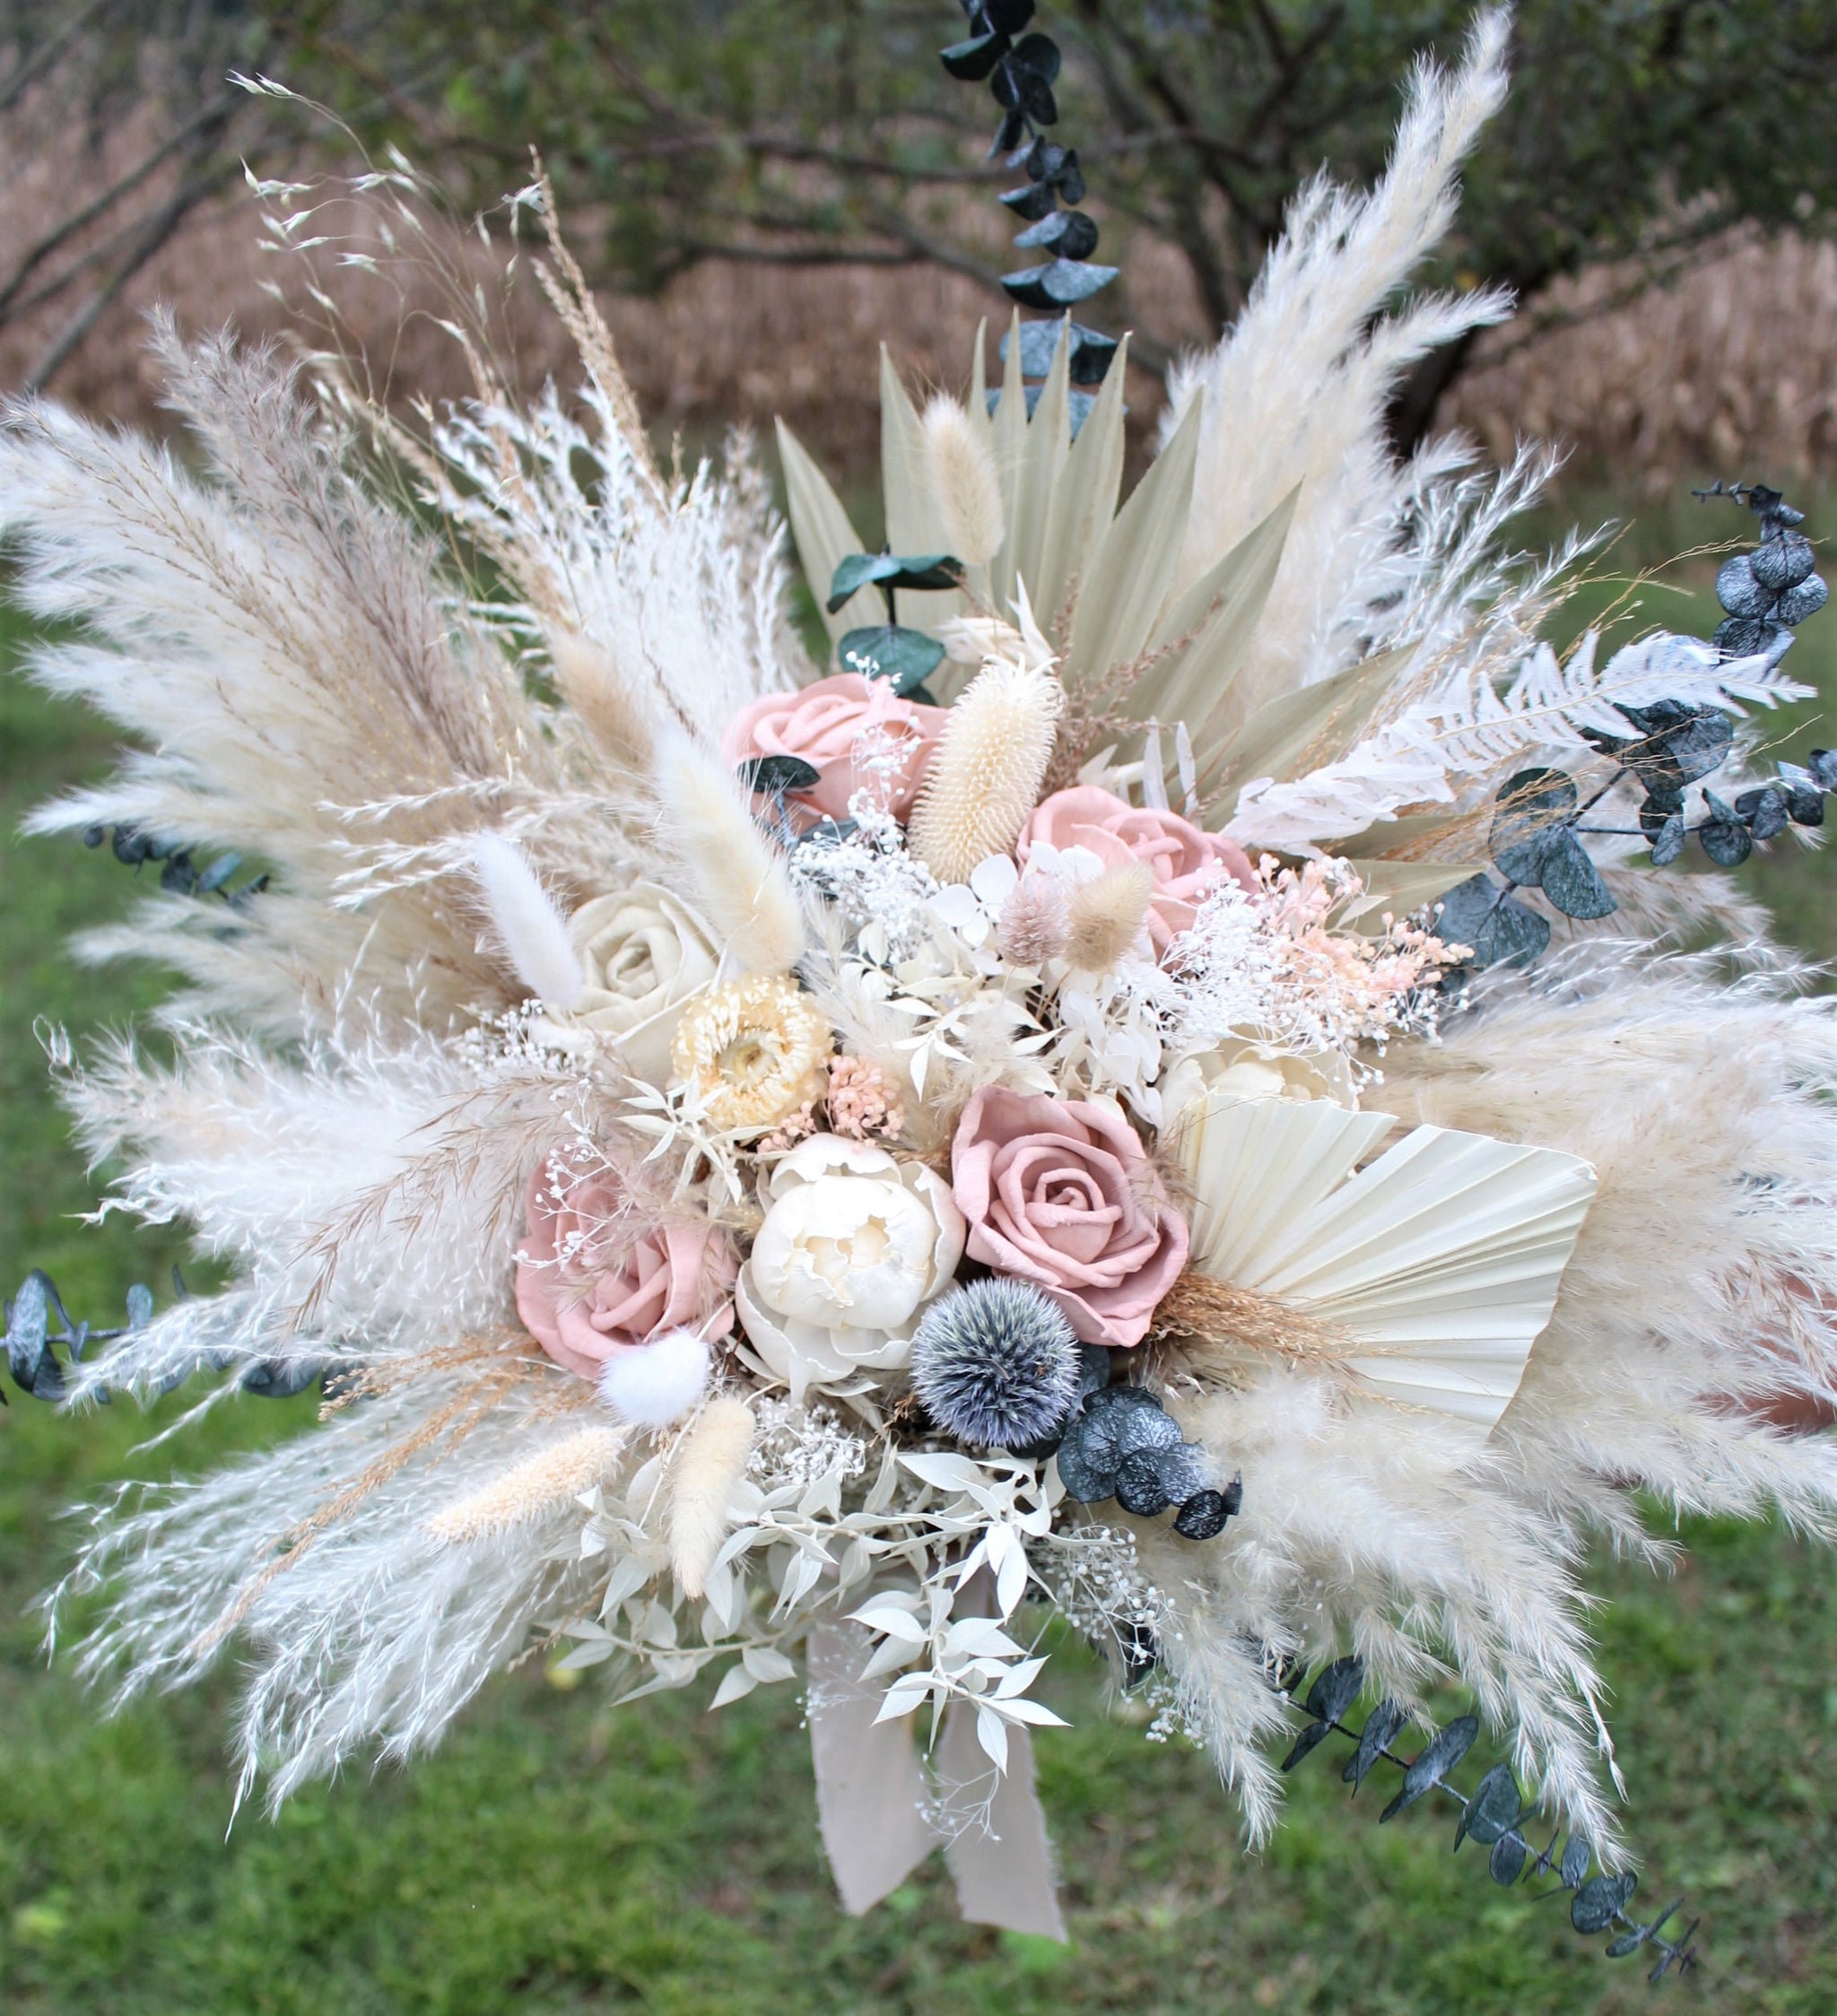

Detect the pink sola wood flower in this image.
[515,1156,736,1381]
[950,1085,1188,1348]
[721,673,947,827]
[1018,786,1256,956]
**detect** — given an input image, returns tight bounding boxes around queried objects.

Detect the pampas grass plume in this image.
[472,833,585,1009]
[666,1394,754,1596]
[424,1425,626,1542]
[922,395,1005,567]
[1065,862,1153,972]
[653,732,805,973]
[909,661,1062,885]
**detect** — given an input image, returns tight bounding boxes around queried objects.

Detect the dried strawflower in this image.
[910,1277,1081,1450]
[670,974,831,1134]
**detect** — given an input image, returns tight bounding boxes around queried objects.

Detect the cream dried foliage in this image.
[908,658,1064,884]
[666,1395,756,1597]
[425,1424,629,1542]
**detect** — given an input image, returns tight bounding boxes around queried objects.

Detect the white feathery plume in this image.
[424,1425,628,1542]
[921,394,1006,566]
[1161,8,1514,712]
[597,1331,711,1428]
[471,833,586,1009]
[666,1395,755,1597]
[652,732,807,973]
[908,656,1063,884]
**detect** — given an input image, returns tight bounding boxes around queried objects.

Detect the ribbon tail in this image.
[805,1622,936,1916]
[936,1702,1067,1942]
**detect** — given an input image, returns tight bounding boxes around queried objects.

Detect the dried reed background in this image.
[2,108,1832,494]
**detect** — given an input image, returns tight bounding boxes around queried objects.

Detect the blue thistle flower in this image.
[910,1278,1080,1449]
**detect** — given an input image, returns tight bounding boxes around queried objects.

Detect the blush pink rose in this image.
[950,1087,1188,1349]
[722,673,947,825]
[515,1160,736,1380]
[1017,786,1257,954]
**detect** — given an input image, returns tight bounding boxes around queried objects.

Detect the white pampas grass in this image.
[908,659,1063,885]
[1064,862,1153,973]
[425,1424,627,1542]
[653,732,806,974]
[1161,7,1514,711]
[471,833,586,1010]
[666,1395,755,1595]
[922,395,1006,567]
[597,1331,712,1428]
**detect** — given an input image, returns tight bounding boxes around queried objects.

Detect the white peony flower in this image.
[1160,1035,1356,1119]
[564,884,721,1086]
[736,1134,966,1403]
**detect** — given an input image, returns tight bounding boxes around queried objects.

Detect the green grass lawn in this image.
[4,502,1836,2014]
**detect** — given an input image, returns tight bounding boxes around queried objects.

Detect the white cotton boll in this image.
[471,832,585,1010]
[596,1331,712,1428]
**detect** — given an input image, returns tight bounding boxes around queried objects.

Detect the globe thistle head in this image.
[910,1278,1080,1450]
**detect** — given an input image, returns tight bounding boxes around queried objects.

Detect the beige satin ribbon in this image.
[805,1621,1066,1941]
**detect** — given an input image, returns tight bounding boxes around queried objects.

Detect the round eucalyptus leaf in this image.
[1715,552,1773,619]
[1010,30,1061,81]
[1461,1761,1523,1847]
[837,625,946,694]
[1489,767,1577,883]
[1342,1699,1408,1791]
[827,551,901,610]
[1001,257,1119,308]
[1698,816,1753,867]
[941,30,1008,80]
[1776,572,1827,626]
[1537,832,1617,918]
[1113,1448,1174,1516]
[1749,530,1815,591]
[882,553,966,592]
[125,1282,155,1330]
[736,753,821,796]
[1380,1715,1479,1822]
[998,179,1057,221]
[1649,810,1687,865]
[1571,1871,1638,1934]
[1303,1655,1366,1728]
[1560,1835,1593,1888]
[1735,785,1789,840]
[1786,783,1824,826]
[1489,1833,1529,1887]
[984,0,1037,31]
[1171,1487,1232,1539]
[1436,874,1550,970]
[1811,748,1837,793]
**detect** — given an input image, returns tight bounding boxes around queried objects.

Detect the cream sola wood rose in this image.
[553,884,721,1085]
[736,1134,967,1401]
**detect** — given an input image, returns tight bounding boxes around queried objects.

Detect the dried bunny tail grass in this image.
[1064,860,1153,972]
[921,394,1005,566]
[652,731,805,973]
[545,625,656,769]
[908,659,1063,884]
[471,833,585,1010]
[666,1395,755,1596]
[424,1423,628,1542]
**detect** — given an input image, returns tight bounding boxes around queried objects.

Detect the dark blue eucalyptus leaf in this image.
[195,852,241,895]
[1571,1871,1638,1933]
[1109,1398,1182,1458]
[827,551,963,610]
[1113,1447,1174,1516]
[1171,1484,1234,1540]
[6,1273,49,1390]
[1776,573,1827,625]
[1489,767,1579,883]
[941,30,1009,79]
[1735,786,1790,840]
[1605,1928,1650,1959]
[990,106,1029,157]
[1715,552,1774,619]
[998,179,1058,221]
[1786,782,1824,825]
[1457,1761,1521,1847]
[1076,1343,1111,1398]
[240,1358,323,1399]
[1714,613,1768,657]
[1008,30,1061,82]
[981,0,1037,31]
[837,626,947,694]
[1435,874,1550,970]
[1698,808,1753,867]
[159,852,198,895]
[1560,1835,1592,1888]
[125,1283,154,1329]
[1002,258,1119,308]
[1280,1718,1336,1772]
[1304,1655,1366,1727]
[1014,209,1098,258]
[1650,810,1687,865]
[1811,749,1837,793]
[737,753,822,796]
[1343,1699,1407,1791]
[1749,531,1815,592]
[1380,1715,1479,1822]
[1536,832,1616,918]
[1489,1832,1528,1886]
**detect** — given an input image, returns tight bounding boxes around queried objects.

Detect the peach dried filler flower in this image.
[670,973,831,1134]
